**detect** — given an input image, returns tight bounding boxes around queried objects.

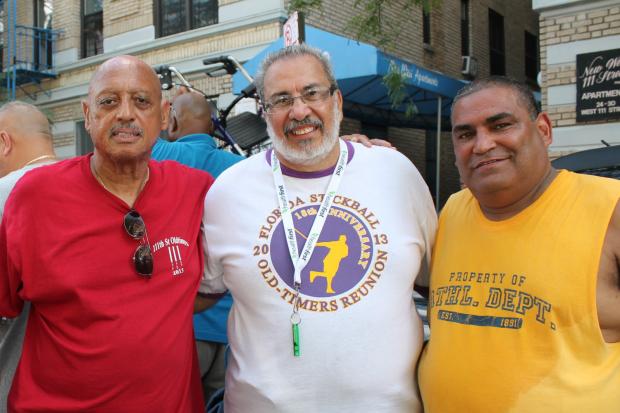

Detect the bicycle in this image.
[154,55,268,157]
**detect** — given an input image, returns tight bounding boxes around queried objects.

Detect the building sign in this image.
[576,48,620,122]
[283,12,305,46]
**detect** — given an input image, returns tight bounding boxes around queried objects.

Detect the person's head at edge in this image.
[0,101,55,178]
[254,44,343,172]
[82,55,169,170]
[450,76,555,219]
[167,90,215,142]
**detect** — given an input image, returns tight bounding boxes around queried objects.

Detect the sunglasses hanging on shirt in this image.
[124,209,153,277]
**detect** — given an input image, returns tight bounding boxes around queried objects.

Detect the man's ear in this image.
[81,100,91,131]
[335,89,344,123]
[0,131,13,156]
[161,99,170,131]
[168,114,177,134]
[536,112,553,148]
[206,117,215,136]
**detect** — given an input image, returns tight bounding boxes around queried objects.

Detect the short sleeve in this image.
[0,206,25,317]
[199,205,227,296]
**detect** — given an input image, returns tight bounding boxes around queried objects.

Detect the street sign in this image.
[283,11,305,46]
[576,48,620,122]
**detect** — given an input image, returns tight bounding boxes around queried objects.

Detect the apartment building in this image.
[2,0,538,205]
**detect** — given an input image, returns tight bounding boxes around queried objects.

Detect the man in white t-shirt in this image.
[196,44,437,413]
[0,101,57,412]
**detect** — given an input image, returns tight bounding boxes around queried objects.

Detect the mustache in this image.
[110,123,144,137]
[283,117,323,135]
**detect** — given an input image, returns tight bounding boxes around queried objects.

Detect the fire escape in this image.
[1,0,61,101]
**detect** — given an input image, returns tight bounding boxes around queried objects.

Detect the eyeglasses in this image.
[263,85,337,114]
[124,210,153,278]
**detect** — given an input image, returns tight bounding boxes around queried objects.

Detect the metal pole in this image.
[6,0,14,99]
[11,0,17,100]
[435,96,442,211]
[11,0,17,101]
[5,0,11,96]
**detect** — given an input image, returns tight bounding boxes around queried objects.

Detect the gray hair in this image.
[452,76,540,120]
[254,43,338,101]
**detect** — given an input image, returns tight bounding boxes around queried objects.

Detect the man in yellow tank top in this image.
[418,77,620,412]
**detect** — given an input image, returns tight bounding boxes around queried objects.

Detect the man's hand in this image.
[194,293,223,313]
[341,134,395,149]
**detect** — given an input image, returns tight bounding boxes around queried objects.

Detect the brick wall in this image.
[439,133,461,203]
[137,23,280,66]
[54,133,76,148]
[339,117,362,136]
[105,0,153,38]
[18,1,34,25]
[423,2,457,76]
[389,128,426,175]
[48,102,84,123]
[47,102,84,150]
[540,4,620,129]
[55,0,81,53]
[298,0,423,64]
[468,0,539,82]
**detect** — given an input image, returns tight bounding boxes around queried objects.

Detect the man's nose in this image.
[116,98,135,121]
[472,130,496,154]
[288,96,312,120]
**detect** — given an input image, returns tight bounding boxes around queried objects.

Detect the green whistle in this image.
[292,323,301,357]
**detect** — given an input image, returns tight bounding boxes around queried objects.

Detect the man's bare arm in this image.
[597,199,620,343]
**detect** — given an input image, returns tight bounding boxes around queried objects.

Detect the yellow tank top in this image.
[418,170,620,413]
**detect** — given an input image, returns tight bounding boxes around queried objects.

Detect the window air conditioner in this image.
[461,56,478,78]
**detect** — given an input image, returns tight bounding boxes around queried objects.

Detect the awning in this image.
[232,26,466,131]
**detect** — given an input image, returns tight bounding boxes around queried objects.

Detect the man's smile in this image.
[474,156,510,170]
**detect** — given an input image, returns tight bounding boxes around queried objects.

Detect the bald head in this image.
[167,92,214,141]
[0,101,55,177]
[0,101,52,139]
[88,55,162,101]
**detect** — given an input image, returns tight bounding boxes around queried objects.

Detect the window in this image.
[155,0,218,38]
[488,9,505,75]
[33,0,53,70]
[460,0,469,56]
[524,31,539,85]
[34,0,52,29]
[81,0,103,58]
[76,121,94,155]
[422,8,431,45]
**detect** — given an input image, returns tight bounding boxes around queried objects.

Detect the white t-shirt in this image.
[201,141,437,413]
[0,162,55,215]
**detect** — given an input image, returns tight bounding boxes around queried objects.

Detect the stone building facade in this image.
[534,0,620,158]
[3,0,538,205]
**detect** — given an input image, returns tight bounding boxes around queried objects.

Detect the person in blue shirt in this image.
[152,89,242,403]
